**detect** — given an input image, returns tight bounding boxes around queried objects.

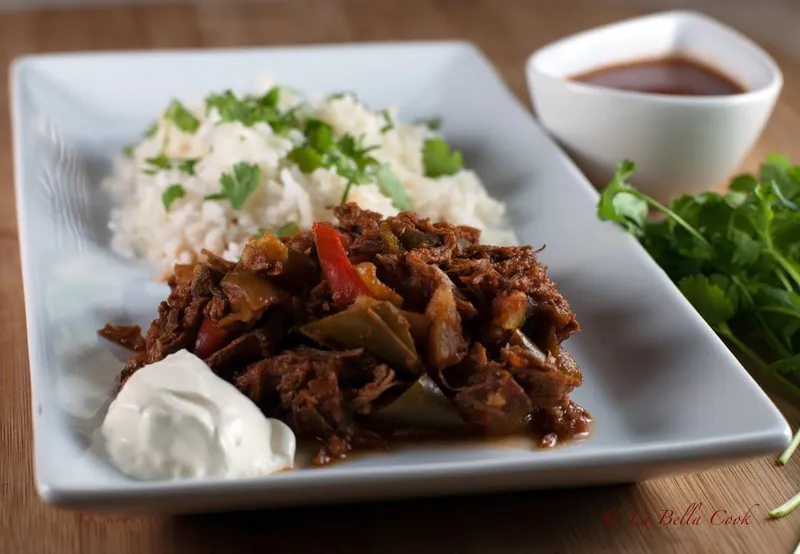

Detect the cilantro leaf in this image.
[177,158,200,175]
[380,109,394,133]
[304,119,335,152]
[269,106,300,135]
[259,86,281,108]
[164,99,200,133]
[206,90,250,121]
[144,154,172,173]
[273,222,299,238]
[729,228,762,266]
[597,160,647,234]
[338,135,377,160]
[678,275,737,325]
[161,184,186,211]
[327,91,357,101]
[254,222,299,239]
[768,355,800,379]
[209,163,261,210]
[416,117,442,130]
[288,147,324,173]
[376,164,412,211]
[422,138,463,178]
[730,173,758,193]
[760,154,800,200]
[144,122,159,138]
[143,155,200,176]
[769,180,799,212]
[765,356,800,402]
[598,161,711,253]
[121,144,135,157]
[205,89,297,132]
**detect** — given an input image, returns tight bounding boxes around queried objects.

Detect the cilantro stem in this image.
[340,180,354,205]
[715,323,768,369]
[718,326,800,397]
[631,191,710,247]
[772,251,800,291]
[776,267,794,292]
[751,192,800,290]
[732,276,792,359]
[769,371,800,401]
[778,429,800,465]
[759,306,800,320]
[769,490,800,518]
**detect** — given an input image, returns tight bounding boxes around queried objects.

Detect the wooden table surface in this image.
[1,1,800,553]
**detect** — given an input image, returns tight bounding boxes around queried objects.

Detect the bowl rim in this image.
[525,10,783,106]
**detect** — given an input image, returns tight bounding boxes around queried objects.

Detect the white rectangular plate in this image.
[10,41,791,514]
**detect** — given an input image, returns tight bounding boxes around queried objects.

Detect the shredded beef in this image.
[98,324,145,352]
[102,204,589,463]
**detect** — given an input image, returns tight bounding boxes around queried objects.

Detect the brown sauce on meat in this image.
[310,400,593,466]
[306,409,593,467]
[102,204,592,467]
[571,56,745,96]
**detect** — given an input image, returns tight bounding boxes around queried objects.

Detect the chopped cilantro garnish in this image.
[144,154,172,171]
[288,147,323,173]
[340,181,355,205]
[327,91,357,101]
[204,88,296,133]
[380,109,394,133]
[206,162,261,210]
[273,222,299,238]
[143,155,200,176]
[121,144,135,157]
[335,135,380,201]
[161,184,185,211]
[260,86,281,108]
[144,122,159,138]
[164,99,200,133]
[177,158,200,175]
[304,119,335,152]
[206,90,251,121]
[376,164,411,211]
[416,117,442,130]
[255,222,299,239]
[284,118,381,204]
[422,138,463,178]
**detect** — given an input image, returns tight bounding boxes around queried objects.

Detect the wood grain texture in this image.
[1,1,799,553]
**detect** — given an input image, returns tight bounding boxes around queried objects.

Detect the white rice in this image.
[103,77,517,275]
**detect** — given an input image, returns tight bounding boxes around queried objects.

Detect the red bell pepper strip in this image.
[195,317,231,358]
[312,222,373,306]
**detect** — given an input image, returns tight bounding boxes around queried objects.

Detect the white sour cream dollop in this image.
[101,349,295,480]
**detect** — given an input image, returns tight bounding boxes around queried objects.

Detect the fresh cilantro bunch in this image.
[598,155,800,403]
[599,156,800,522]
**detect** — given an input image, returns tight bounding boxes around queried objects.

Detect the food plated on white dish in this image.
[527,10,783,204]
[105,79,515,276]
[10,41,790,514]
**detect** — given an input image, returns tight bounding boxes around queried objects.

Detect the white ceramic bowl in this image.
[526,10,783,203]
